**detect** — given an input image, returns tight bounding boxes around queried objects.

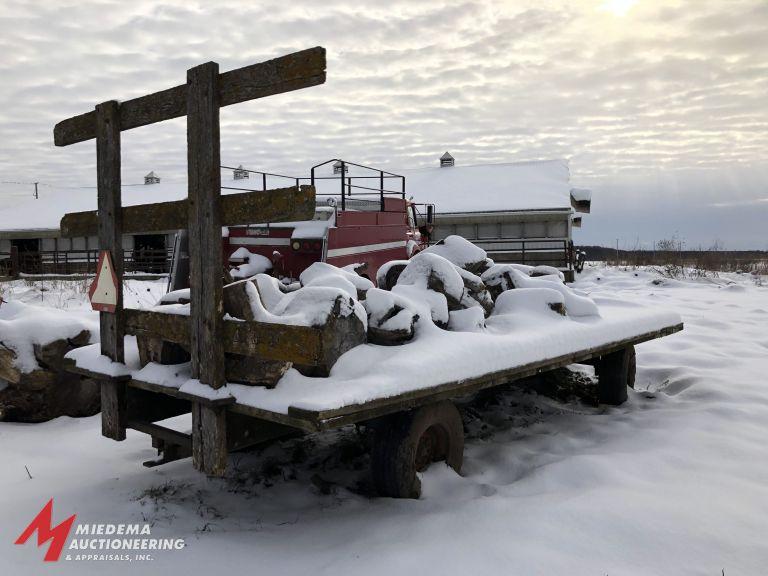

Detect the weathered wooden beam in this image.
[226,412,298,452]
[54,47,326,146]
[128,420,192,450]
[123,309,323,366]
[102,381,127,441]
[129,378,235,408]
[187,61,225,389]
[59,185,315,237]
[96,100,125,363]
[192,403,228,476]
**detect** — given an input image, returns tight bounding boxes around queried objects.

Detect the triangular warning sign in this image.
[89,250,119,313]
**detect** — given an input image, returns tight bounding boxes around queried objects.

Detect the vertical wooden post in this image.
[187,61,225,389]
[192,403,228,476]
[96,100,127,441]
[187,62,227,475]
[96,100,125,362]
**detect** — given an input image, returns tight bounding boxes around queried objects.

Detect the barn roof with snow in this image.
[402,159,589,214]
[0,158,592,235]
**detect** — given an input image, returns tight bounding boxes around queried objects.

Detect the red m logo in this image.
[15,499,76,562]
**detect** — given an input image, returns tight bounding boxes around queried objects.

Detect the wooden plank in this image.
[62,358,132,384]
[187,61,225,389]
[60,185,316,237]
[286,323,685,429]
[129,378,236,408]
[102,381,127,441]
[96,100,125,363]
[123,309,323,366]
[128,420,192,449]
[54,47,326,146]
[192,403,228,476]
[226,412,298,451]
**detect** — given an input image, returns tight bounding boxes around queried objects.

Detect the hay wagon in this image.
[55,47,682,498]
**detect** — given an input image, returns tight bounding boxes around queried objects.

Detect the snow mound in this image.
[448,307,486,332]
[424,235,487,271]
[300,262,374,297]
[0,300,95,373]
[506,269,599,317]
[252,274,286,312]
[376,260,409,290]
[493,287,566,317]
[363,288,419,333]
[230,249,272,280]
[397,252,465,301]
[245,283,367,329]
[158,288,190,305]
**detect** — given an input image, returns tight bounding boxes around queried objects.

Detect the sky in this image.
[0,0,766,249]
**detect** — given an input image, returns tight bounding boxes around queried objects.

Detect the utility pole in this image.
[33,182,39,199]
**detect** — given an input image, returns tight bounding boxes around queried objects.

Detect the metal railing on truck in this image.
[221,159,406,213]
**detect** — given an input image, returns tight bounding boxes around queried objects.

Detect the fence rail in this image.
[0,248,172,277]
[468,238,573,269]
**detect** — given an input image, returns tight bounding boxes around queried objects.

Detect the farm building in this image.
[0,159,590,278]
[403,156,591,280]
[0,179,182,275]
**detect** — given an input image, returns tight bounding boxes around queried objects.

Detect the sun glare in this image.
[601,0,638,16]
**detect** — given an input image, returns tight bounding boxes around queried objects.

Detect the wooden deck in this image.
[111,322,683,434]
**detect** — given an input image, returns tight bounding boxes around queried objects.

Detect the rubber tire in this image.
[371,401,464,498]
[598,345,635,405]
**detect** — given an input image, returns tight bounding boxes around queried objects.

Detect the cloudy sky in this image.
[0,0,766,248]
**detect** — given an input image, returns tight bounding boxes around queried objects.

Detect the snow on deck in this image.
[238,301,679,414]
[67,301,680,416]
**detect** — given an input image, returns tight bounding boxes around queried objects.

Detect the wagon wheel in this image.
[597,345,636,405]
[371,401,464,498]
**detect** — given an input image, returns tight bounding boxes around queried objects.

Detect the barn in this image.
[0,174,177,275]
[0,158,590,279]
[404,155,591,281]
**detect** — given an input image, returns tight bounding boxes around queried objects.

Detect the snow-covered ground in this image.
[2,266,767,575]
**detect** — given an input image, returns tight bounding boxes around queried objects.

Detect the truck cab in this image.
[225,195,423,283]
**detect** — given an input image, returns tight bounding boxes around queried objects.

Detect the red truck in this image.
[169,159,434,289]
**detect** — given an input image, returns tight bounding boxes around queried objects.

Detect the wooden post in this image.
[187,61,225,390]
[96,100,125,362]
[96,100,127,441]
[192,403,228,476]
[101,377,127,441]
[187,62,227,475]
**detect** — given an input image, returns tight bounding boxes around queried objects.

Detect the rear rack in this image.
[220,159,406,212]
